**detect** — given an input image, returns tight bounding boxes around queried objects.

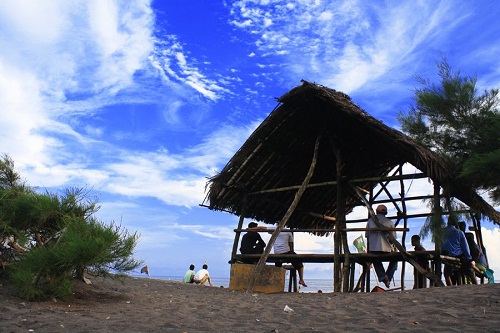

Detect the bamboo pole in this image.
[353,186,445,287]
[398,164,407,291]
[432,182,443,284]
[333,146,346,292]
[231,195,248,263]
[371,168,400,200]
[377,181,404,217]
[349,260,355,292]
[248,173,427,195]
[246,135,321,292]
[233,227,408,232]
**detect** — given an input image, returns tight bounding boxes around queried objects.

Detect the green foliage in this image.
[0,154,142,300]
[398,58,500,204]
[9,216,141,300]
[9,246,73,300]
[58,216,142,278]
[461,117,500,202]
[419,194,468,245]
[420,213,444,245]
[0,154,21,190]
[2,190,63,233]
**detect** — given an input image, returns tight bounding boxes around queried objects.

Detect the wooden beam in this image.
[398,164,408,291]
[233,227,408,233]
[247,173,428,195]
[231,195,248,263]
[247,135,321,292]
[344,209,474,223]
[235,251,437,263]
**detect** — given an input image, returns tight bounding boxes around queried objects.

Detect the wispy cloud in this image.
[0,1,155,164]
[0,1,246,209]
[228,1,468,94]
[151,36,232,101]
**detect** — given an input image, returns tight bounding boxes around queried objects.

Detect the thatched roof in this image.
[204,81,500,230]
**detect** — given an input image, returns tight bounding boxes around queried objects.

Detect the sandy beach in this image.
[0,275,498,332]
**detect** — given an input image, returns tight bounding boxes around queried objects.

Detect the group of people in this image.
[441,220,488,285]
[185,204,488,290]
[239,222,307,287]
[365,204,489,288]
[183,263,213,286]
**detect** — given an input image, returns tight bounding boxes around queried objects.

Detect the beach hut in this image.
[202,81,500,292]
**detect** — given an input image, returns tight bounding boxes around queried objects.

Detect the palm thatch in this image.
[204,81,500,231]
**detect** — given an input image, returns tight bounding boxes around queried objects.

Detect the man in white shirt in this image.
[365,205,397,288]
[274,231,307,287]
[194,264,213,286]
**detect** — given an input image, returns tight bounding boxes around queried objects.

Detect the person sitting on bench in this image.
[240,222,266,264]
[273,231,307,287]
[441,220,476,286]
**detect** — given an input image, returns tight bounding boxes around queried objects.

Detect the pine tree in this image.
[398,58,500,204]
[0,154,142,300]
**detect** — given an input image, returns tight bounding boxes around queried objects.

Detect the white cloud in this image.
[0,0,156,169]
[228,1,468,93]
[318,11,333,21]
[0,64,51,165]
[481,227,500,276]
[152,37,231,101]
[72,121,257,207]
[0,1,240,210]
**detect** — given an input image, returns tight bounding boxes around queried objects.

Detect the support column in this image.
[432,182,443,285]
[333,148,347,292]
[398,164,407,291]
[231,195,248,263]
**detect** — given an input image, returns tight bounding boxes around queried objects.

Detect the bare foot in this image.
[299,280,307,287]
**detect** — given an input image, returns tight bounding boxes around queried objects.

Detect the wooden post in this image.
[398,164,407,291]
[432,182,443,285]
[365,263,371,292]
[247,136,321,292]
[332,142,348,292]
[349,261,355,292]
[353,186,445,287]
[353,263,367,292]
[231,195,248,263]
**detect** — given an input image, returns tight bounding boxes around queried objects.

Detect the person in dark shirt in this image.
[240,222,266,264]
[411,234,427,288]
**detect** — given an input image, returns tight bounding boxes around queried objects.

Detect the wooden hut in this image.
[203,81,500,292]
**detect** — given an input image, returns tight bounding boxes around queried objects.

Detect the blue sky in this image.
[1,1,499,280]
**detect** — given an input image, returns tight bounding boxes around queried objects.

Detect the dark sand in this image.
[1,275,498,332]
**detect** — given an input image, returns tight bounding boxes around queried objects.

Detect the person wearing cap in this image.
[240,222,267,264]
[365,204,398,288]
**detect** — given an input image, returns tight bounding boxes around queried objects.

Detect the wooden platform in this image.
[233,251,436,264]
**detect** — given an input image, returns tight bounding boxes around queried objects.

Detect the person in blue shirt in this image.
[441,221,477,286]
